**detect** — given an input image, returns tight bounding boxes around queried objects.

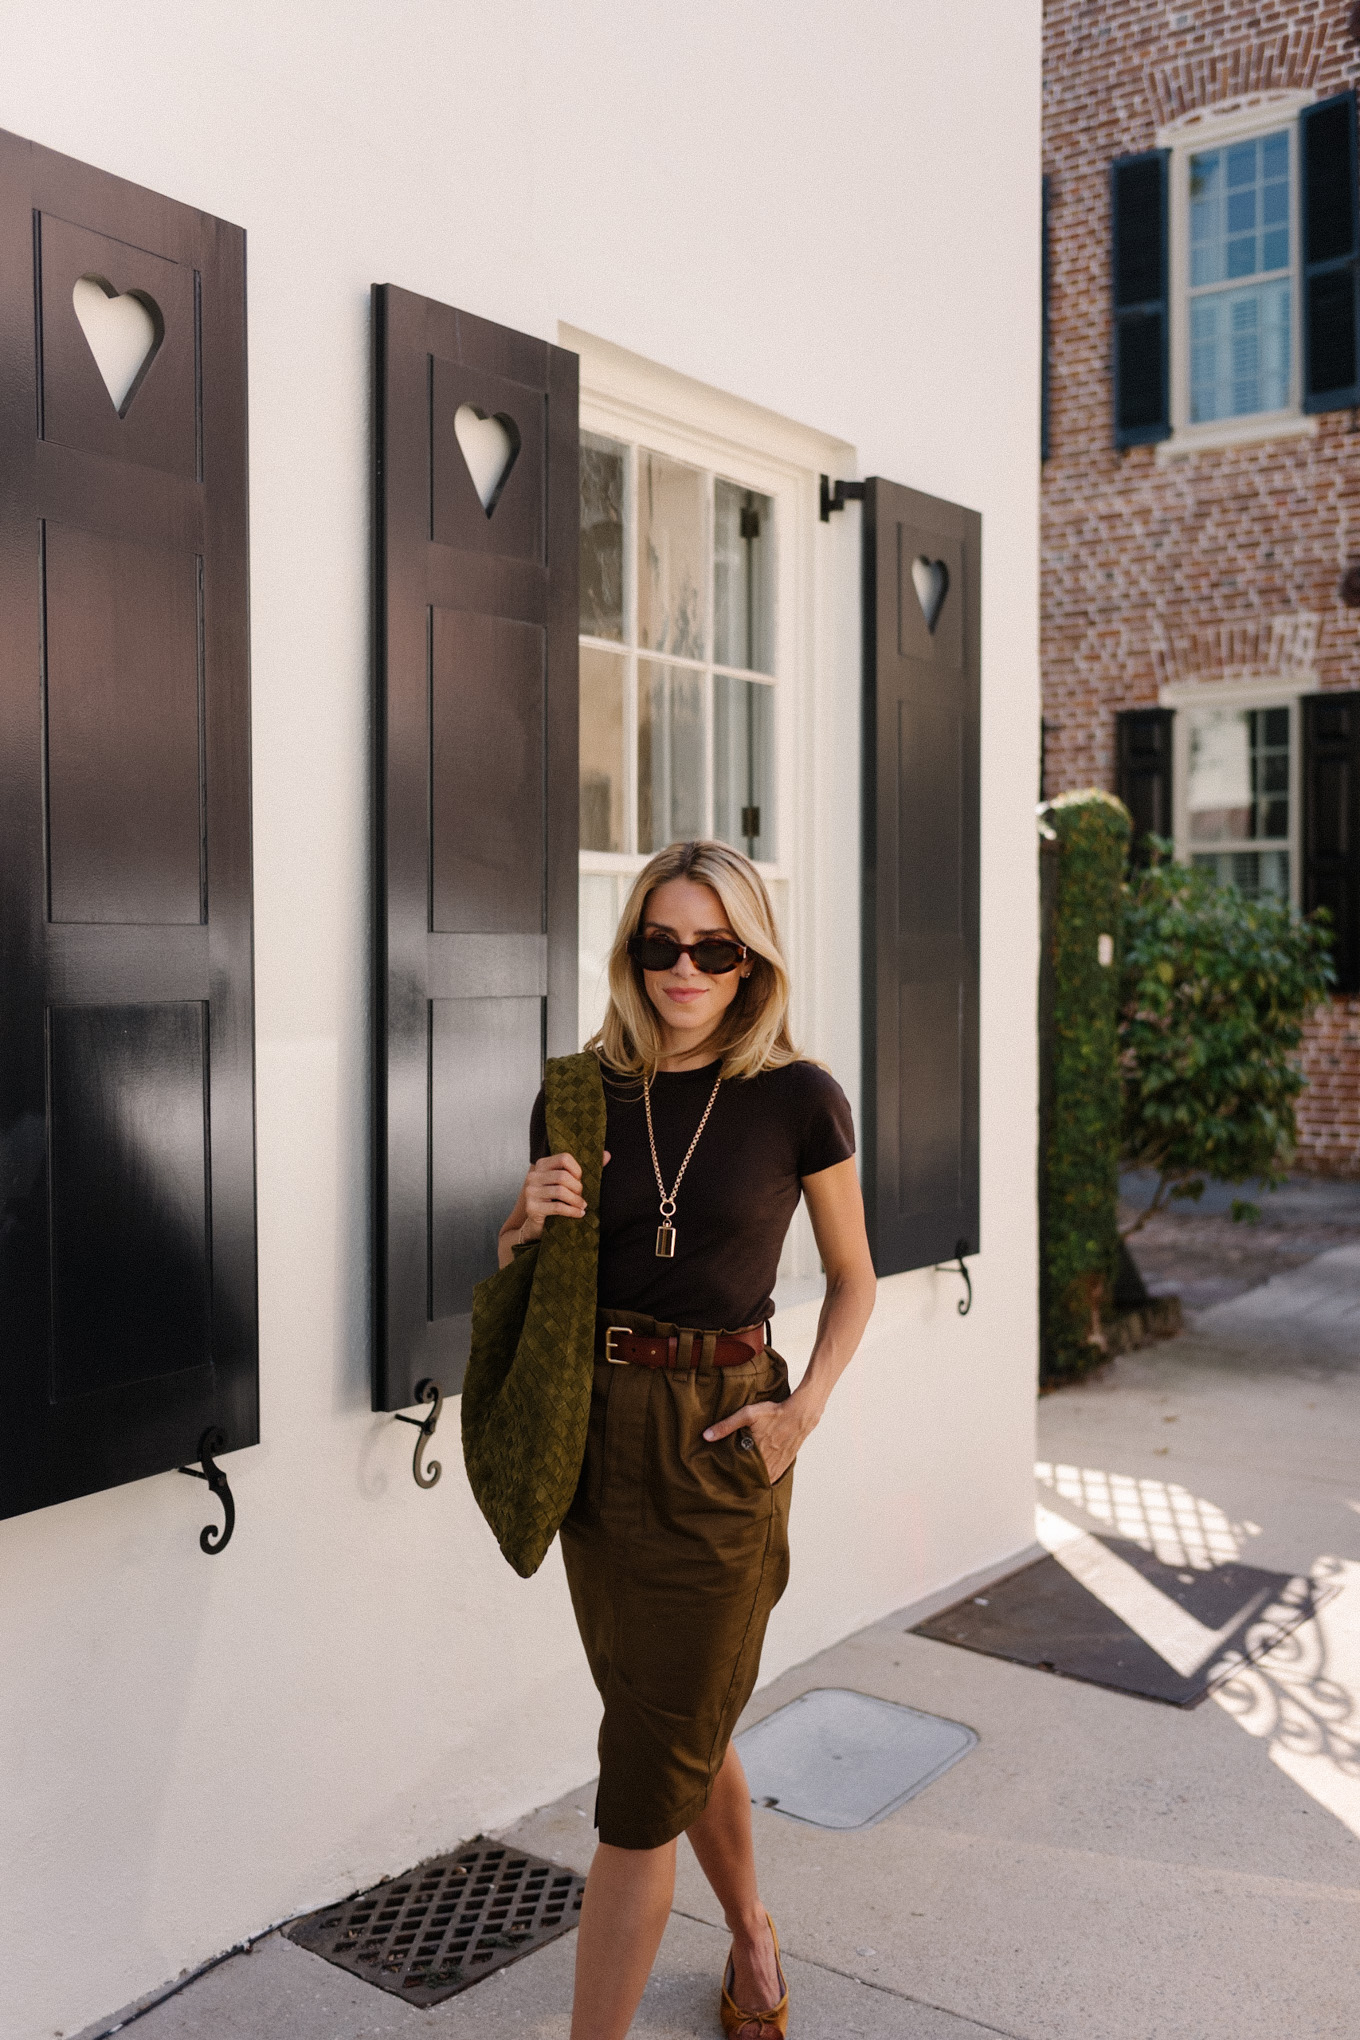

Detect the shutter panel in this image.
[373,286,578,1410]
[1115,707,1174,865]
[0,130,256,1521]
[1111,151,1170,448]
[1302,692,1360,995]
[1302,92,1360,413]
[862,480,980,1276]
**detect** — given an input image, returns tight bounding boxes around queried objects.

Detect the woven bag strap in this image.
[543,1050,606,1207]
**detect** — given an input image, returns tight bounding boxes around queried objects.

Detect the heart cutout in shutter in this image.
[911,555,949,634]
[72,275,165,415]
[454,403,521,516]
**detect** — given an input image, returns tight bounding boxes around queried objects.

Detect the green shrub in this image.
[1120,850,1336,1232]
[1039,790,1131,1383]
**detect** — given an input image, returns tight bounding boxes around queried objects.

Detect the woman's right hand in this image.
[497,1150,610,1267]
[519,1152,588,1240]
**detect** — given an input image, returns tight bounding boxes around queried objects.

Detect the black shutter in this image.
[1302,92,1360,413]
[1115,707,1175,865]
[1111,151,1170,448]
[0,131,257,1521]
[1302,692,1360,994]
[373,286,578,1410]
[862,480,980,1275]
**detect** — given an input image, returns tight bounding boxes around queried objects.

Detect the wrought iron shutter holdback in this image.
[177,1428,236,1553]
[392,1378,444,1488]
[932,1240,974,1316]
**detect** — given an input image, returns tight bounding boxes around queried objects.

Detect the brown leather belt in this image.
[595,1316,766,1370]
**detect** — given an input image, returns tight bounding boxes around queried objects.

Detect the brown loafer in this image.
[720,1912,788,2039]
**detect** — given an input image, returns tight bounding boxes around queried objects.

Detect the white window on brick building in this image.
[1171,689,1304,906]
[1187,128,1293,423]
[1165,98,1314,449]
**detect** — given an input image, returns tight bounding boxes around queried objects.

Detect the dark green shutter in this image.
[1302,692,1360,994]
[1111,151,1170,448]
[862,480,981,1276]
[1302,92,1360,413]
[1115,707,1174,866]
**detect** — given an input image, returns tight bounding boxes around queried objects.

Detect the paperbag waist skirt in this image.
[558,1310,794,1851]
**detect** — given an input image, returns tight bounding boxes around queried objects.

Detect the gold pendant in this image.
[655,1222,676,1259]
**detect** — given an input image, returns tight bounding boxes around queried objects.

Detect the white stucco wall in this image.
[0,6,1042,2036]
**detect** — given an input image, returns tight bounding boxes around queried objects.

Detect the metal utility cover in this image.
[914,1550,1322,1707]
[735,1688,977,1829]
[285,1838,584,2006]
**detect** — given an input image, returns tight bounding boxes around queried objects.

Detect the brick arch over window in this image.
[1146,47,1326,131]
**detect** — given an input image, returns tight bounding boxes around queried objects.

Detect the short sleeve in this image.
[529,1085,549,1163]
[795,1065,856,1178]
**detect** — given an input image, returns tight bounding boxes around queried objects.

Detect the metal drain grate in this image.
[285,1837,585,2005]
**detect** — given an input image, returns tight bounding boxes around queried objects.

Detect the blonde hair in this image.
[587,840,802,1082]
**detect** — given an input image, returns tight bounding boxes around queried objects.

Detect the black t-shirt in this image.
[529,1057,855,1330]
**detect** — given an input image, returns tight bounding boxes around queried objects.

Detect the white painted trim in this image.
[1159,673,1317,710]
[1156,410,1317,460]
[1156,89,1314,151]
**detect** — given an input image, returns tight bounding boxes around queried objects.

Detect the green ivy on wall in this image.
[1038,790,1130,1383]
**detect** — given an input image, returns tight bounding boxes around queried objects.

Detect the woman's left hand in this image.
[703,1387,822,1486]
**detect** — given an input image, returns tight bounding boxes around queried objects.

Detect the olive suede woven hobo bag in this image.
[461,1050,606,1578]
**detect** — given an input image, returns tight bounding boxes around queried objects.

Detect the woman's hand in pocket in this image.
[703,1384,821,1485]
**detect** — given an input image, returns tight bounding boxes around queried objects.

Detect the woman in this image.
[497,840,877,2040]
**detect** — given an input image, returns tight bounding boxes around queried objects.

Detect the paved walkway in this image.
[97,1247,1360,2040]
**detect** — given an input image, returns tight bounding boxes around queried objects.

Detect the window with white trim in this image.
[577,432,784,1038]
[1186,126,1294,422]
[1170,111,1305,437]
[1175,695,1298,904]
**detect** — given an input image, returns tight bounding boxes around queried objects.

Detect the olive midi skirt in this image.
[559,1315,794,1851]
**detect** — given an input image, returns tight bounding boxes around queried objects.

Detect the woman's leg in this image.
[685,1745,783,2011]
[569,1837,676,2040]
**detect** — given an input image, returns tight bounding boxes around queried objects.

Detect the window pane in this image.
[580,432,625,641]
[1190,278,1290,420]
[1187,704,1290,844]
[637,453,706,659]
[713,482,774,674]
[579,646,626,852]
[1189,131,1291,290]
[714,674,775,860]
[638,659,703,851]
[1192,849,1290,900]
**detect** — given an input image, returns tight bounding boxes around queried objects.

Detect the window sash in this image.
[577,437,780,864]
[1168,112,1305,432]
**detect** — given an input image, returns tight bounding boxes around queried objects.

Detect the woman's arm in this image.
[703,1156,876,1481]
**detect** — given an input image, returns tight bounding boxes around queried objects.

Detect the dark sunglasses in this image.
[627,934,748,975]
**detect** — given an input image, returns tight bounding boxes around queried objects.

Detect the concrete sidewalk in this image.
[102,1252,1360,2040]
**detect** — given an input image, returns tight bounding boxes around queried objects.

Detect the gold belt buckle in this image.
[603,1326,628,1365]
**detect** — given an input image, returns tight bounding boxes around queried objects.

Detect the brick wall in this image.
[1296,993,1360,1169]
[1043,0,1360,1175]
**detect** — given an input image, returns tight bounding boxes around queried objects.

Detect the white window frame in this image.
[563,325,858,1291]
[1158,91,1319,460]
[1162,674,1312,908]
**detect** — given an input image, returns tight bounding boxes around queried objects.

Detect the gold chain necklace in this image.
[642,1069,722,1259]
